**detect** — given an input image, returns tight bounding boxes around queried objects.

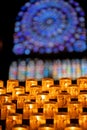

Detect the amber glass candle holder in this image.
[42,78,54,91]
[79,112,87,130]
[54,112,70,130]
[36,92,49,108]
[12,86,25,100]
[57,91,70,108]
[59,78,72,91]
[49,85,60,98]
[43,101,58,119]
[64,124,82,130]
[23,101,38,119]
[77,77,87,91]
[12,124,29,130]
[1,102,16,120]
[68,101,82,119]
[25,78,38,92]
[0,80,4,87]
[78,91,87,107]
[38,124,54,130]
[30,113,46,130]
[67,84,79,98]
[0,87,6,95]
[6,113,22,130]
[7,80,19,93]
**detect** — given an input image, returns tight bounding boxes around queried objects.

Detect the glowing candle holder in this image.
[23,101,38,119]
[57,91,70,108]
[12,86,25,100]
[68,101,82,119]
[49,85,60,98]
[43,101,58,119]
[0,126,2,130]
[64,124,82,130]
[7,80,19,93]
[79,112,87,130]
[54,112,70,130]
[67,84,79,98]
[6,113,22,130]
[1,102,16,120]
[17,94,29,109]
[78,91,87,106]
[30,85,42,100]
[36,92,49,108]
[0,87,6,95]
[38,124,54,130]
[0,80,4,87]
[12,124,29,130]
[77,77,87,91]
[30,113,46,130]
[42,78,54,91]
[59,78,72,91]
[25,78,38,92]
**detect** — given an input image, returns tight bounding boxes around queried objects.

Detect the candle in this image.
[12,86,25,100]
[30,113,46,130]
[67,84,79,98]
[12,124,29,130]
[43,101,58,119]
[79,112,87,129]
[25,78,38,92]
[57,91,70,108]
[49,85,60,98]
[0,80,4,87]
[38,124,54,130]
[23,101,38,119]
[59,78,72,91]
[78,91,87,106]
[0,87,6,95]
[64,124,82,130]
[77,77,87,91]
[54,112,70,130]
[42,78,54,91]
[0,126,2,130]
[68,101,82,119]
[1,102,16,120]
[7,80,19,93]
[6,113,22,130]
[36,92,49,108]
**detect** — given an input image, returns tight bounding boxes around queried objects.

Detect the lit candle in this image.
[77,77,87,91]
[57,91,70,108]
[59,78,72,91]
[64,124,82,130]
[49,85,60,98]
[68,101,82,119]
[23,101,38,119]
[0,87,6,95]
[12,124,29,130]
[1,102,16,120]
[42,78,54,91]
[43,101,58,119]
[78,91,87,106]
[38,124,54,130]
[0,80,4,87]
[54,112,70,130]
[0,126,2,130]
[7,80,19,93]
[30,113,46,130]
[6,113,22,130]
[67,84,79,98]
[36,92,49,108]
[25,78,38,92]
[79,112,87,129]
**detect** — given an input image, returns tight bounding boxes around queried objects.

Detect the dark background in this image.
[0,0,87,81]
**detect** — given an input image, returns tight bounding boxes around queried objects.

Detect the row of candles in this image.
[0,77,87,130]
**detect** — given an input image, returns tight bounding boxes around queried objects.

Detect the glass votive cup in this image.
[23,101,38,119]
[57,91,70,108]
[25,78,38,92]
[68,101,82,119]
[7,79,19,93]
[54,112,70,130]
[12,86,25,100]
[12,124,29,130]
[6,113,22,130]
[77,77,87,91]
[0,87,6,95]
[43,101,58,119]
[1,102,16,120]
[38,124,54,130]
[0,80,4,87]
[30,113,46,130]
[36,92,49,108]
[78,91,87,107]
[67,84,79,98]
[79,112,87,130]
[59,77,72,91]
[64,124,82,130]
[42,78,54,91]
